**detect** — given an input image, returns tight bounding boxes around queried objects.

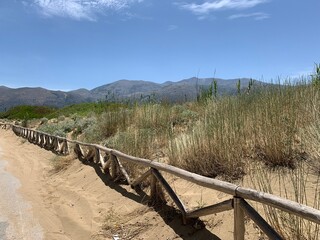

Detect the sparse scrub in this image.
[47,102,127,119]
[40,117,48,125]
[38,118,76,137]
[72,116,97,138]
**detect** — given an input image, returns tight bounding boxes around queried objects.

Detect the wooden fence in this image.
[1,122,320,239]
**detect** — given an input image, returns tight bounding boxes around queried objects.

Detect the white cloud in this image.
[228,12,269,20]
[31,0,144,20]
[168,25,178,31]
[178,0,269,15]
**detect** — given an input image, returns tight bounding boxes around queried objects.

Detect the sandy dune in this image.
[0,129,263,239]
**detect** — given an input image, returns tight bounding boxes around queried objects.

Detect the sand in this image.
[0,129,265,240]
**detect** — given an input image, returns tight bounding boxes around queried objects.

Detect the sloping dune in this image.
[0,129,263,240]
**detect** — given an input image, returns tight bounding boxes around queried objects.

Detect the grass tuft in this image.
[50,154,76,173]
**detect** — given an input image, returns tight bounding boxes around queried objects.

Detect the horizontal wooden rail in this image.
[2,123,320,239]
[186,199,233,218]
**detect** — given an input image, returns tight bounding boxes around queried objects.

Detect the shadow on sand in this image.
[83,160,221,240]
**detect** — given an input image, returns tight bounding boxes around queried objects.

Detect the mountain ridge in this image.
[0,77,265,111]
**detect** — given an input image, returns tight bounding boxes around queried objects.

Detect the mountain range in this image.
[0,77,265,111]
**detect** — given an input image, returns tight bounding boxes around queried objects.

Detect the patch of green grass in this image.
[46,102,127,118]
[0,105,56,120]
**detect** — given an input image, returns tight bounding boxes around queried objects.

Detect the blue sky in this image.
[0,0,319,90]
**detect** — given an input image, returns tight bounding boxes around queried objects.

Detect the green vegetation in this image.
[0,105,55,120]
[0,102,126,120]
[312,63,320,86]
[46,102,126,118]
[37,115,97,138]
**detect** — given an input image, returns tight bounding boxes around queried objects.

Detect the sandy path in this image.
[0,128,264,239]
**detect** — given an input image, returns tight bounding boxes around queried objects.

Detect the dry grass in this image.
[69,80,320,181]
[168,83,315,179]
[50,154,76,173]
[101,206,152,240]
[249,162,320,239]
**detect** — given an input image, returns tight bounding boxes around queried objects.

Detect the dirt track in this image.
[0,129,264,239]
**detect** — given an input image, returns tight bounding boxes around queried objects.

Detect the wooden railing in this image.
[1,122,320,239]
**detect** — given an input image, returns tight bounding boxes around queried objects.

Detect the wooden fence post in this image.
[150,169,166,206]
[234,197,245,240]
[110,154,118,180]
[63,139,69,155]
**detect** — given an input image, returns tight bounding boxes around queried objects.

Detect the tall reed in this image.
[168,81,319,179]
[249,162,320,239]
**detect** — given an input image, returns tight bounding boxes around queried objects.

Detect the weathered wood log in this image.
[95,150,111,173]
[32,131,37,143]
[131,169,152,189]
[236,187,320,224]
[62,139,69,155]
[49,136,54,146]
[28,131,33,142]
[114,157,131,185]
[57,140,62,153]
[234,197,245,240]
[52,137,58,152]
[33,131,38,143]
[110,154,118,180]
[239,199,283,240]
[44,135,51,149]
[48,136,55,151]
[39,134,45,147]
[150,173,166,205]
[94,148,101,164]
[102,158,111,173]
[151,168,187,221]
[186,199,233,218]
[74,143,85,160]
[85,147,96,162]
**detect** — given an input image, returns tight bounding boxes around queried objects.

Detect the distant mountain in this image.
[0,86,94,112]
[0,77,267,111]
[91,80,161,101]
[91,77,266,102]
